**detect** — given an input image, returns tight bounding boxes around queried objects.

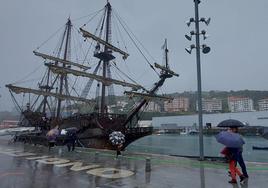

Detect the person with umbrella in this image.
[64,127,78,152]
[220,146,243,184]
[46,125,59,151]
[109,131,125,158]
[229,127,249,179]
[216,119,248,183]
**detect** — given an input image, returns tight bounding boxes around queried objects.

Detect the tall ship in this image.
[6,1,178,150]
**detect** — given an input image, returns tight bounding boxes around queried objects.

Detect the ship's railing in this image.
[66,112,127,121]
[126,126,153,134]
[96,113,127,119]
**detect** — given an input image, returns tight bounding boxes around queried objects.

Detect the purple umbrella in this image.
[215,131,245,148]
[46,128,59,141]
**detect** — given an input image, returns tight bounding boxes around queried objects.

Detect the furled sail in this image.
[124,91,173,100]
[6,84,94,104]
[154,63,179,77]
[46,63,144,90]
[80,28,129,60]
[33,51,91,70]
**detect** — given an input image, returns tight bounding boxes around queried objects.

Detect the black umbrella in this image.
[65,127,78,134]
[217,119,245,128]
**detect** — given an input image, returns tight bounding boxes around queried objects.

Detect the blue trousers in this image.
[228,148,248,177]
[236,151,248,177]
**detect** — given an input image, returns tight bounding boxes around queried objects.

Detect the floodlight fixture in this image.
[185,44,196,54]
[202,44,211,54]
[185,31,196,41]
[200,30,209,40]
[185,35,192,41]
[205,17,211,25]
[199,17,211,25]
[186,17,195,27]
[200,30,206,35]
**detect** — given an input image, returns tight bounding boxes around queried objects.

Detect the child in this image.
[221,147,245,184]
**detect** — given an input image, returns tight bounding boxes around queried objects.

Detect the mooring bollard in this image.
[94,151,99,161]
[95,151,99,157]
[145,157,151,172]
[58,148,62,156]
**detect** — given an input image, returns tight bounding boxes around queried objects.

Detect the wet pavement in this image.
[0,137,268,188]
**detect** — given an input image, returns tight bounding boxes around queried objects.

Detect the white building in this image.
[143,101,161,112]
[196,98,222,112]
[228,96,254,112]
[116,100,128,108]
[164,97,189,112]
[258,98,268,111]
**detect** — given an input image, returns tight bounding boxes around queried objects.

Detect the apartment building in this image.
[164,97,189,112]
[196,98,222,112]
[258,98,268,111]
[228,96,254,112]
[143,101,161,112]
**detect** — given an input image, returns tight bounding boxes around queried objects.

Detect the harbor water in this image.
[127,134,268,163]
[128,111,268,163]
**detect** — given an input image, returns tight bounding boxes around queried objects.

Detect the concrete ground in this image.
[0,137,267,188]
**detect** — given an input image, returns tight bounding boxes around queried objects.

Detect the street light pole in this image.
[185,0,211,161]
[194,0,204,161]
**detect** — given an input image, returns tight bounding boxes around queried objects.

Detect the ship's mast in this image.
[123,39,178,127]
[100,2,112,114]
[56,18,72,118]
[164,39,169,69]
[42,68,51,114]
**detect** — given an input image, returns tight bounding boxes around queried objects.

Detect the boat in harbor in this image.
[180,128,199,135]
[5,1,178,150]
[252,146,268,150]
[257,117,268,120]
[263,127,268,140]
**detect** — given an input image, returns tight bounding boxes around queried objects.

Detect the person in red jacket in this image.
[221,147,245,184]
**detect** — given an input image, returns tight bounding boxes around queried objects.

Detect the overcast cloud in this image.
[1,0,268,111]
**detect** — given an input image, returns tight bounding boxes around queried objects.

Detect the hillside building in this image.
[196,98,222,112]
[258,98,268,111]
[164,97,189,112]
[228,96,254,112]
[143,101,161,112]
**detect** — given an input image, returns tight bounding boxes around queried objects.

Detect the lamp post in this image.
[185,0,211,161]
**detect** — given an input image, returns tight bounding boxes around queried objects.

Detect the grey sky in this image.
[1,0,268,111]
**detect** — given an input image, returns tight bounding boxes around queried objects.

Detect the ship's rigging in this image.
[6,1,178,140]
[5,1,179,150]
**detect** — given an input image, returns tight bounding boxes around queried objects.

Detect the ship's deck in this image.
[0,136,267,188]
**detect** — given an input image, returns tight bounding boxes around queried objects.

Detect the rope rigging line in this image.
[71,27,81,66]
[73,9,106,99]
[31,94,41,110]
[9,90,22,112]
[37,68,49,89]
[78,7,105,67]
[73,7,105,22]
[72,25,92,66]
[111,16,121,51]
[12,77,44,86]
[114,10,157,63]
[11,64,43,85]
[21,93,25,111]
[108,64,127,84]
[111,62,141,86]
[98,8,107,38]
[112,13,128,53]
[113,9,159,76]
[80,8,106,28]
[35,24,66,51]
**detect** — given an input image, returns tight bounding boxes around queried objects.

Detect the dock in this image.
[0,137,267,188]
